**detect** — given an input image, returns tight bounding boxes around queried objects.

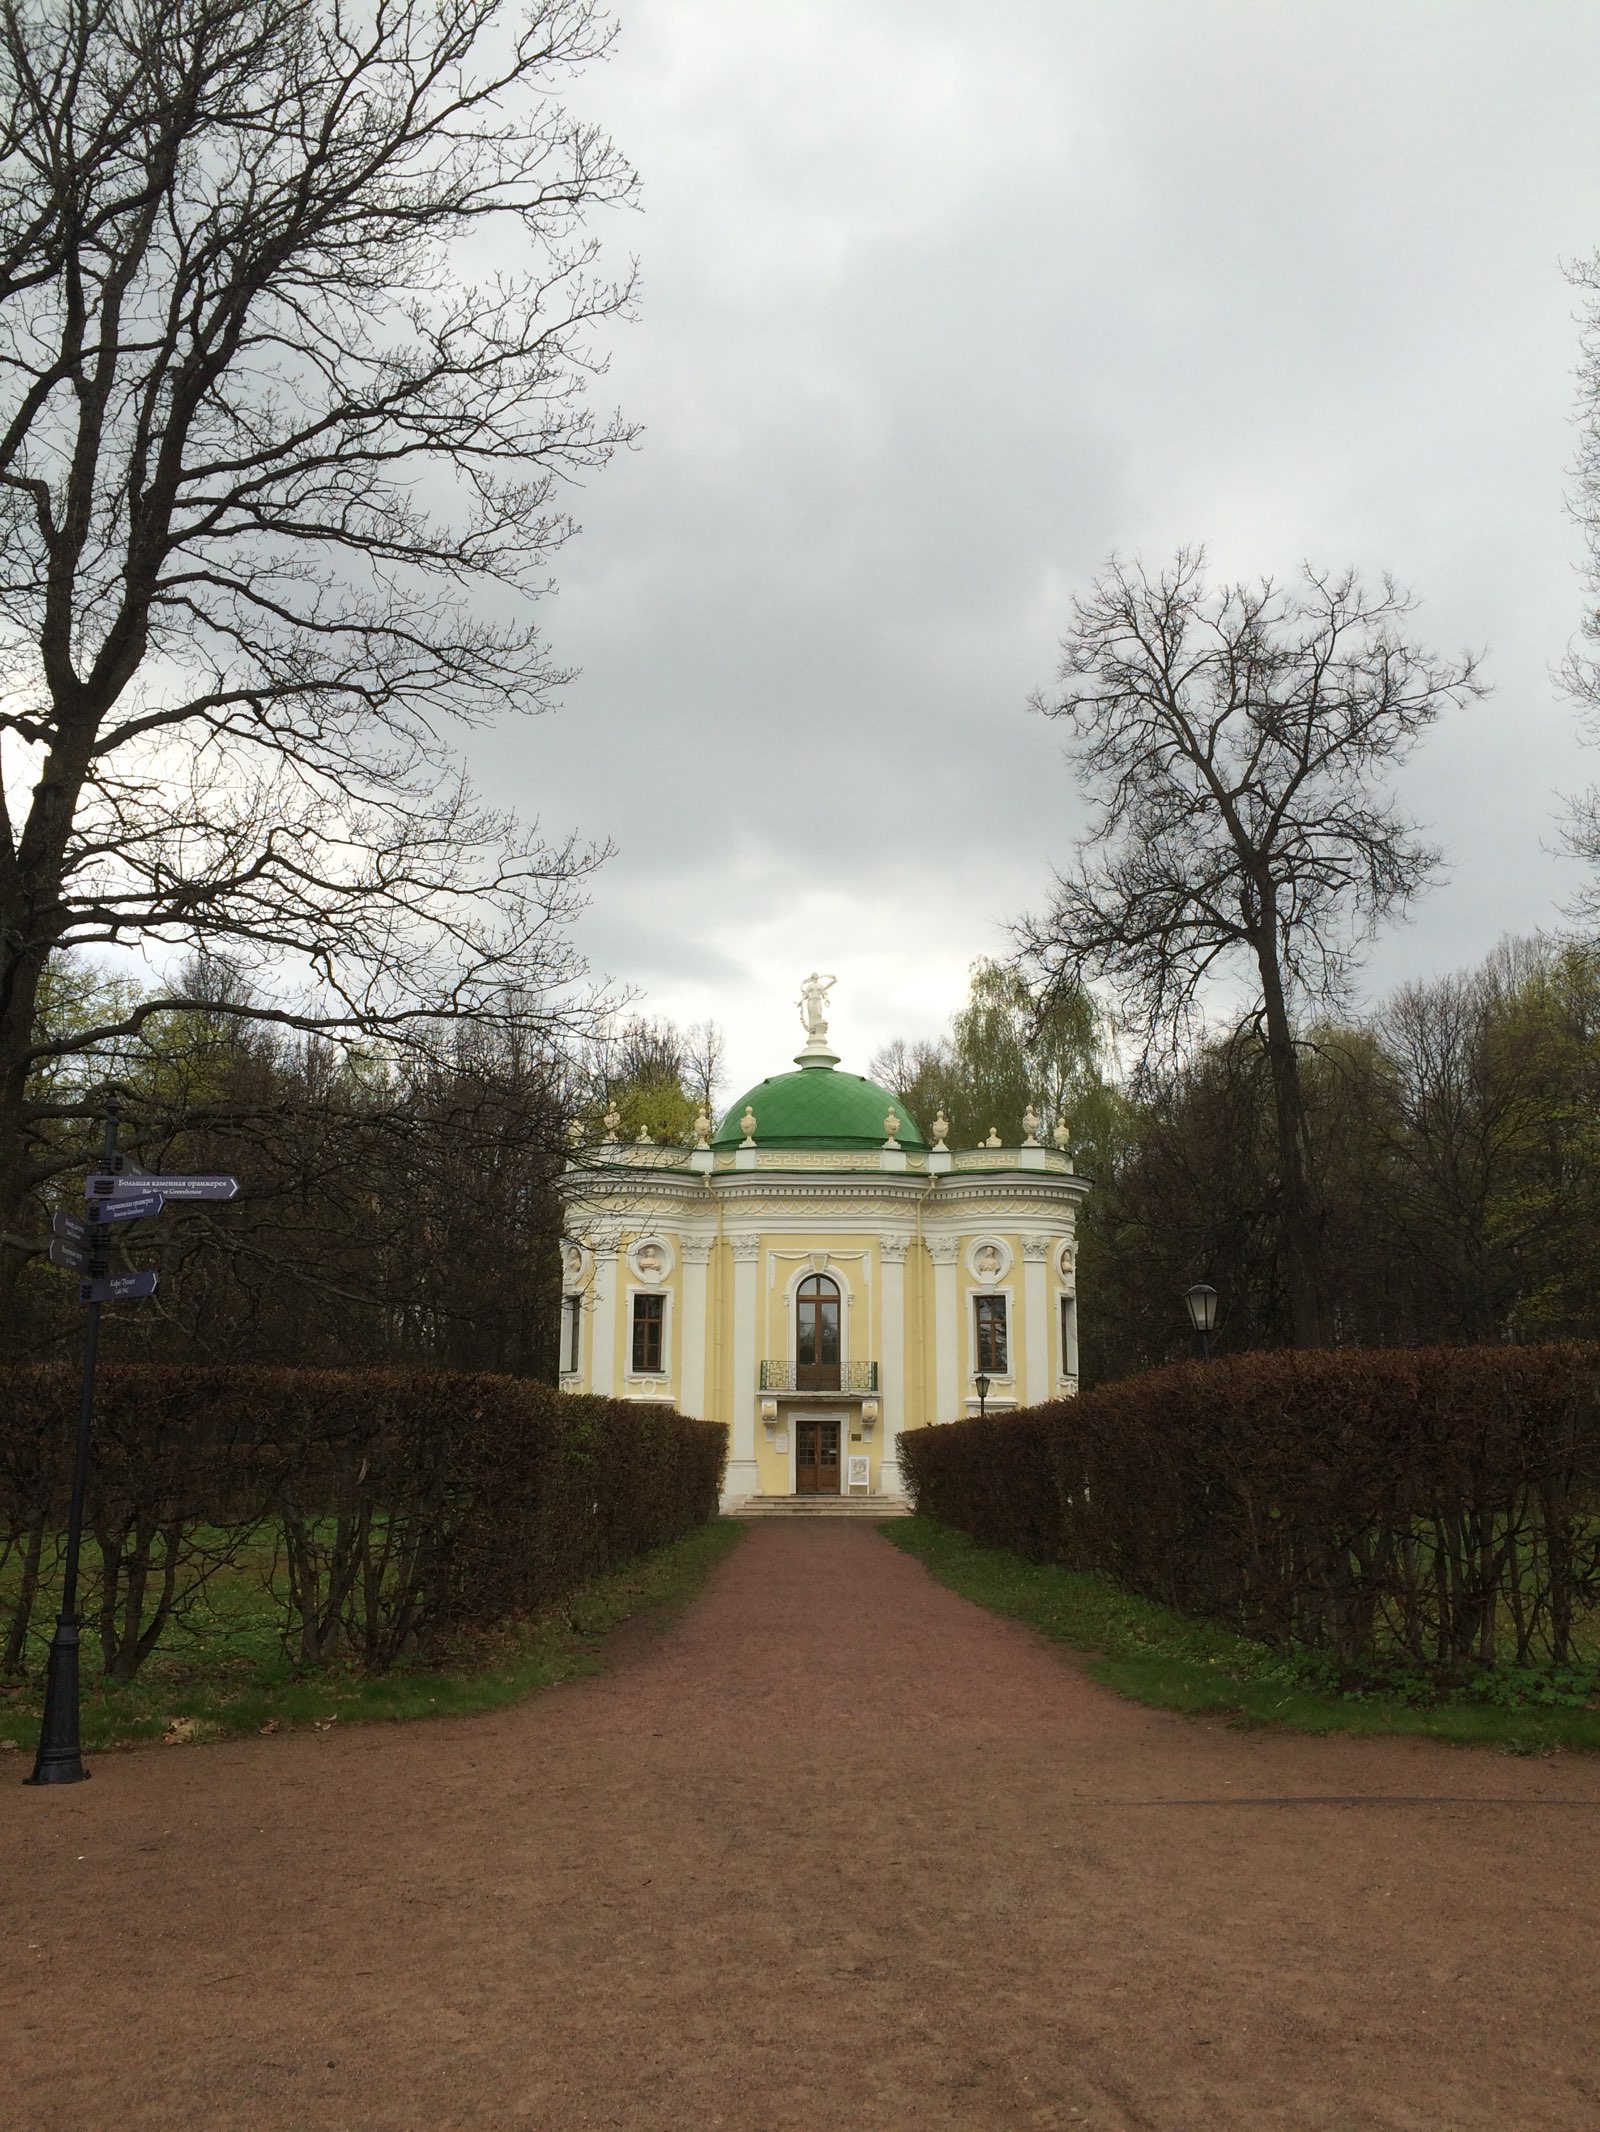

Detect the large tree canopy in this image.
[0,0,636,1315]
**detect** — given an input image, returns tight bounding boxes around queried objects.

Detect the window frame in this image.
[972,1291,1010,1375]
[1059,1292,1079,1381]
[794,1271,842,1367]
[630,1289,667,1375]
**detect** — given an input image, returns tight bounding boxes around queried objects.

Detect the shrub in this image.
[899,1345,1600,1676]
[0,1367,725,1678]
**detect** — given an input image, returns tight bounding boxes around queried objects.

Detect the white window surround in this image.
[626,1285,672,1380]
[560,1293,583,1375]
[1058,1291,1080,1381]
[776,1253,863,1364]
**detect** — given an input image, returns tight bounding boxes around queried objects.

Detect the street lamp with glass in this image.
[1184,1281,1218,1361]
[974,1371,991,1418]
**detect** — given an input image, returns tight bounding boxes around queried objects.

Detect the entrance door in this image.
[795,1418,840,1495]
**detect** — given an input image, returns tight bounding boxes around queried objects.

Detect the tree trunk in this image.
[1253,916,1328,1348]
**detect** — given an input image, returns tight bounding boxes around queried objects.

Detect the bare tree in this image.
[1017,550,1481,1347]
[1562,252,1600,914]
[0,0,638,1326]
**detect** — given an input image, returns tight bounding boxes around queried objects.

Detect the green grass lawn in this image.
[884,1516,1600,1753]
[0,1518,746,1758]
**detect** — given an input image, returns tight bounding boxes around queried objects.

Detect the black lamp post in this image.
[974,1371,991,1418]
[28,1097,121,1786]
[1184,1281,1218,1361]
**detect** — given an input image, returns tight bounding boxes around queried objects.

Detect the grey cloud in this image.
[461,0,1600,1094]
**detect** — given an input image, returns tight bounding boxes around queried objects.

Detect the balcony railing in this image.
[759,1360,879,1393]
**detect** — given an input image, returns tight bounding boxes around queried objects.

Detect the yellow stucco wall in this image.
[560,1157,1085,1500]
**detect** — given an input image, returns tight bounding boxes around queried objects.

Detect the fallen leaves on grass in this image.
[163,1717,197,1746]
[258,1719,281,1735]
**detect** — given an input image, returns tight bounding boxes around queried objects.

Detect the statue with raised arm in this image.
[797,971,837,1042]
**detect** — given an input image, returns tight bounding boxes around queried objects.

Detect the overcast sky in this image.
[468,0,1600,1104]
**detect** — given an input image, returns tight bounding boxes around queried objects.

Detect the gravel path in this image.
[4,1520,1598,2131]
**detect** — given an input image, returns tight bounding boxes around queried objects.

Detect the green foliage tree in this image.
[10,951,577,1374]
[871,958,1126,1175]
[1080,935,1600,1381]
[575,1013,725,1147]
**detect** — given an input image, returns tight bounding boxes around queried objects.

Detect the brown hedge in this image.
[898,1345,1600,1673]
[0,1366,725,1678]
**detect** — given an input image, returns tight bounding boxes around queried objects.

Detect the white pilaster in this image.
[680,1235,712,1419]
[1021,1232,1051,1408]
[877,1232,910,1494]
[927,1234,960,1424]
[725,1232,762,1503]
[590,1233,620,1396]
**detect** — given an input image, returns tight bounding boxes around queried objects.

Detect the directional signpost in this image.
[77,1271,160,1304]
[27,1103,237,1788]
[84,1189,166,1222]
[88,1173,234,1203]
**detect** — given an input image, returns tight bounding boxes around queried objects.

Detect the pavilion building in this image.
[558,982,1087,1508]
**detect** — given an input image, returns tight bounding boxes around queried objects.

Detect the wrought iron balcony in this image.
[759,1360,879,1394]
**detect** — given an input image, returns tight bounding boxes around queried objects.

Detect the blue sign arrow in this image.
[77,1270,158,1304]
[49,1238,87,1271]
[82,1189,165,1223]
[52,1211,85,1243]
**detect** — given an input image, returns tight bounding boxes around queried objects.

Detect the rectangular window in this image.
[631,1291,666,1373]
[1059,1293,1078,1379]
[561,1295,582,1374]
[973,1293,1008,1374]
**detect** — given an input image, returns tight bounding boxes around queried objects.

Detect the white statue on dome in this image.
[797,971,836,1042]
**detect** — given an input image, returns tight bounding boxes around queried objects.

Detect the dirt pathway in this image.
[3,1521,1598,2132]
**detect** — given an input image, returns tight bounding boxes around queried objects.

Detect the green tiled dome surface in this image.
[713,1067,928,1152]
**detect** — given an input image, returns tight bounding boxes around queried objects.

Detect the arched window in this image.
[796,1273,841,1390]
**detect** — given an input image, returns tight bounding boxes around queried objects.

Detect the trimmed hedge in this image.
[899,1346,1600,1675]
[1,1367,725,1679]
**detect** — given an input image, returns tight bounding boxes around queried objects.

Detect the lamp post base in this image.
[25,1618,89,1786]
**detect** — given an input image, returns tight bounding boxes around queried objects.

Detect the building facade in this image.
[558,982,1088,1506]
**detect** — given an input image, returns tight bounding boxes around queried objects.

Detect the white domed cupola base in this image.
[558,979,1088,1510]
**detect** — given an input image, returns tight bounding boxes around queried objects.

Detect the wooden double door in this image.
[795,1417,840,1495]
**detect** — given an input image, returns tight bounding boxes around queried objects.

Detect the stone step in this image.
[730,1495,912,1519]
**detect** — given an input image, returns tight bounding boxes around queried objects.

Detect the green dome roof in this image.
[714,1065,928,1152]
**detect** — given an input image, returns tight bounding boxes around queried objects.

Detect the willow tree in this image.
[1018,551,1481,1348]
[0,0,636,1331]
